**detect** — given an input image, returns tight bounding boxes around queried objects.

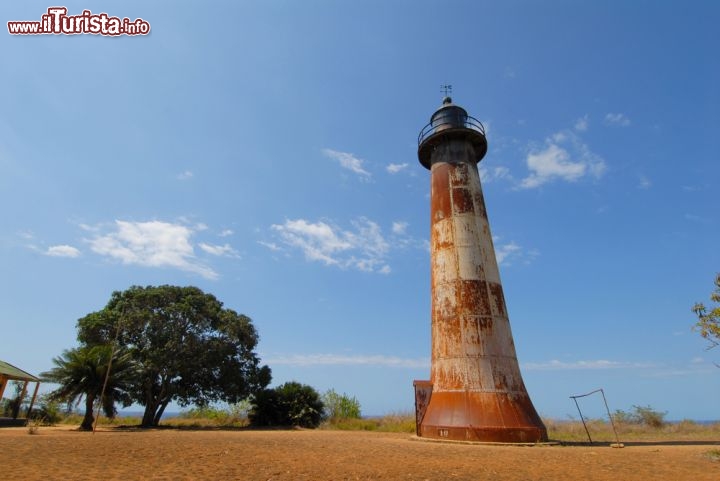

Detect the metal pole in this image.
[570,388,623,447]
[599,389,622,446]
[570,396,593,444]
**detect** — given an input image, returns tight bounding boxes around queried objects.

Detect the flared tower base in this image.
[417,390,548,443]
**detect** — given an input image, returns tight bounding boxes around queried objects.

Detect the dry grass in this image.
[53,409,719,444]
[54,413,144,428]
[27,418,41,435]
[706,448,720,462]
[544,417,720,443]
[321,411,416,433]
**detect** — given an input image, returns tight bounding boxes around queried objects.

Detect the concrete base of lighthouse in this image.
[416,390,548,443]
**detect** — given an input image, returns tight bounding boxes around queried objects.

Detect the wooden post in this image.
[26,382,40,418]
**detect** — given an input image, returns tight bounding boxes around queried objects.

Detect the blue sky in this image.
[2,1,718,421]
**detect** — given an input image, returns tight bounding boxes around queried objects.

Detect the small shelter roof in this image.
[0,360,40,382]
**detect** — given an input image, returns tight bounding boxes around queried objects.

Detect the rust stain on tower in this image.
[414,96,548,443]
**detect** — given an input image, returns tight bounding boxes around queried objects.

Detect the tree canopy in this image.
[692,273,720,356]
[76,285,271,427]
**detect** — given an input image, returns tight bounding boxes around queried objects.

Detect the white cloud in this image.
[521,144,584,188]
[684,213,712,224]
[258,240,282,252]
[46,245,81,258]
[262,354,711,376]
[638,175,652,189]
[495,241,521,264]
[392,221,408,235]
[219,229,233,237]
[386,163,409,174]
[522,359,656,370]
[272,219,351,266]
[86,220,218,279]
[519,130,606,189]
[270,217,391,273]
[479,166,511,183]
[522,359,717,377]
[262,353,429,369]
[177,170,194,180]
[574,115,589,131]
[323,148,371,179]
[604,113,631,126]
[551,132,567,143]
[491,236,538,266]
[199,242,239,258]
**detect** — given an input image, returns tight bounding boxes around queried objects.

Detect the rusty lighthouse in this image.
[413,96,548,443]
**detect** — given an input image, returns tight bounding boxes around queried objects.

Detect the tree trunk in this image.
[141,401,158,428]
[153,400,170,426]
[140,377,159,427]
[141,376,172,427]
[10,397,21,419]
[80,394,95,431]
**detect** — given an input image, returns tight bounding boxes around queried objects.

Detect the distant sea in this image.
[115,410,181,420]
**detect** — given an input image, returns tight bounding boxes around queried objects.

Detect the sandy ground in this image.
[1,426,718,480]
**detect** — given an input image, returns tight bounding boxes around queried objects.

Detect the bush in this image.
[174,400,251,427]
[29,394,64,424]
[181,405,230,421]
[2,381,28,418]
[612,405,667,428]
[631,405,667,428]
[322,389,361,420]
[323,411,416,433]
[611,409,633,425]
[249,382,325,428]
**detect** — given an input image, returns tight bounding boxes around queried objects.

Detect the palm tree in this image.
[41,345,135,430]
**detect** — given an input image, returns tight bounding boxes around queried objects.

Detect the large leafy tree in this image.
[692,273,720,358]
[41,345,135,430]
[77,285,271,427]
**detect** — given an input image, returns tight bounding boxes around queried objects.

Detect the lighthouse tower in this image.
[413,96,547,443]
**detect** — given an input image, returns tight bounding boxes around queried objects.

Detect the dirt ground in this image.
[1,426,718,480]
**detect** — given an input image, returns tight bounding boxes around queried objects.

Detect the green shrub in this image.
[322,389,361,420]
[30,394,64,424]
[632,405,666,428]
[174,400,251,427]
[181,405,229,421]
[323,411,415,433]
[249,382,325,428]
[611,409,633,425]
[611,405,667,428]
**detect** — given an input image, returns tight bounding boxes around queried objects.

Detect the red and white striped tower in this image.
[414,97,547,443]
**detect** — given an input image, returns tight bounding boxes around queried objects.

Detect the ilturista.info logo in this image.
[8,7,150,36]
